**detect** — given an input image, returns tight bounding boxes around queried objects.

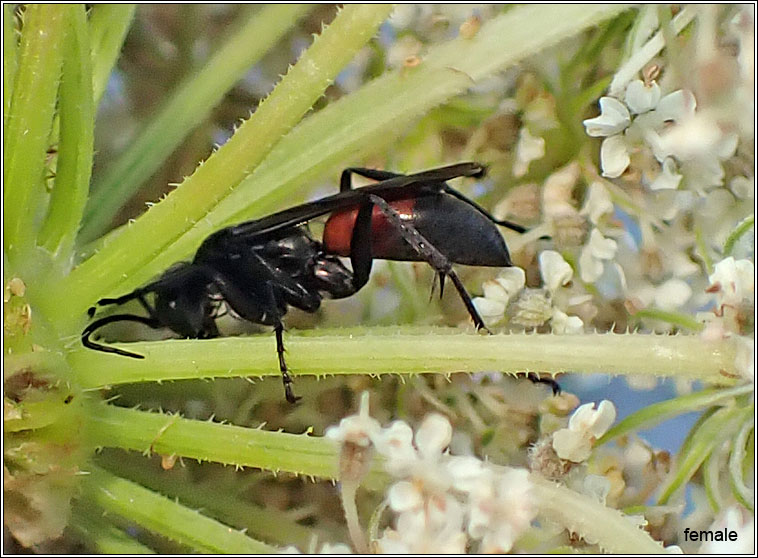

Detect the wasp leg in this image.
[364,193,489,332]
[526,373,561,395]
[274,323,300,404]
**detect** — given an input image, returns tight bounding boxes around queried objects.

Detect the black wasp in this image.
[83,163,558,402]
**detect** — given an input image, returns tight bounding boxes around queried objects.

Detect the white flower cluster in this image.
[699,256,755,381]
[472,249,585,334]
[583,81,737,193]
[327,405,537,553]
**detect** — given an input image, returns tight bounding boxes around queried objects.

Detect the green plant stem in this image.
[723,214,754,257]
[107,5,631,302]
[86,403,389,488]
[95,452,317,548]
[88,4,136,106]
[728,415,755,511]
[609,6,696,97]
[658,404,751,505]
[69,501,155,554]
[3,4,67,261]
[631,308,704,331]
[38,5,94,260]
[3,4,18,126]
[531,474,664,553]
[598,384,754,445]
[80,4,312,242]
[68,328,739,389]
[80,464,275,553]
[47,5,393,326]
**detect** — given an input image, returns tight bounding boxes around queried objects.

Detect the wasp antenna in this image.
[81,314,160,359]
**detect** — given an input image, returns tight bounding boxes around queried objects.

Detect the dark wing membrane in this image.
[226,162,486,238]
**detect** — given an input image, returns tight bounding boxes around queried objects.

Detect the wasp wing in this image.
[224,162,485,239]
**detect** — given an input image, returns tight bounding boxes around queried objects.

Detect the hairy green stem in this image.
[599,384,754,445]
[3,4,67,260]
[38,5,94,259]
[3,4,18,125]
[95,451,317,548]
[69,501,155,554]
[68,328,738,389]
[531,474,665,553]
[88,4,136,105]
[86,403,389,488]
[80,4,312,242]
[80,465,275,553]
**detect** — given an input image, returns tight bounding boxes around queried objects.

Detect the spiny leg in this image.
[365,193,489,332]
[275,323,300,403]
[526,372,561,395]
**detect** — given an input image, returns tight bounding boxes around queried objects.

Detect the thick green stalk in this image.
[86,403,388,488]
[80,4,312,242]
[46,5,393,324]
[68,328,739,389]
[3,5,67,261]
[531,474,664,553]
[96,452,319,548]
[69,501,155,554]
[80,465,275,553]
[3,4,18,126]
[88,4,135,105]
[38,5,94,260]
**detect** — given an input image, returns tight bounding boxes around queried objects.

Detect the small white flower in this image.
[653,89,697,123]
[473,268,527,325]
[653,278,692,310]
[325,392,381,448]
[513,127,545,178]
[472,297,506,325]
[467,468,535,553]
[415,413,452,459]
[539,250,573,293]
[374,421,416,475]
[579,229,618,283]
[708,257,754,309]
[542,162,581,219]
[550,308,584,335]
[388,480,424,512]
[600,134,631,178]
[580,182,614,224]
[583,96,631,137]
[729,175,754,200]
[482,267,526,304]
[624,79,661,114]
[569,400,617,437]
[648,157,682,191]
[552,400,616,462]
